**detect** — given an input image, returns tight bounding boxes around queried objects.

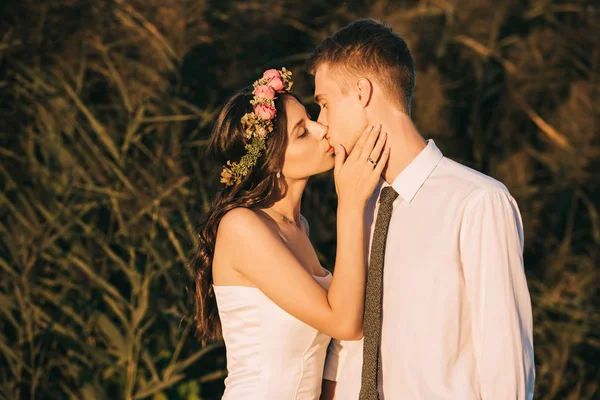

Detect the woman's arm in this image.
[217,126,388,339]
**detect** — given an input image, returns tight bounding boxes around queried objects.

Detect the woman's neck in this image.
[267,177,307,222]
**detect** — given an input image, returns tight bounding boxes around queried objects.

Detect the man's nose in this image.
[317,110,327,126]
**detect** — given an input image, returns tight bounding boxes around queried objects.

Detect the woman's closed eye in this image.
[298,127,308,138]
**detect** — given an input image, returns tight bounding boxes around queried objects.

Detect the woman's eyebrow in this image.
[291,119,304,134]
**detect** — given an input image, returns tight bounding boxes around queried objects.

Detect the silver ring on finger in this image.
[367,157,377,167]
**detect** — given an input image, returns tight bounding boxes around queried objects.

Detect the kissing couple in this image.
[193,19,535,400]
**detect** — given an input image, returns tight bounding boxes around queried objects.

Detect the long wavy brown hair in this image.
[193,87,292,344]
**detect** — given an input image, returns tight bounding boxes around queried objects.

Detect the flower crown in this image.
[220,68,294,186]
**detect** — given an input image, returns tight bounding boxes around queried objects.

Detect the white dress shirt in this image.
[324,140,535,399]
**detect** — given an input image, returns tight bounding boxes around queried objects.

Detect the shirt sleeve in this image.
[323,339,347,381]
[460,189,536,400]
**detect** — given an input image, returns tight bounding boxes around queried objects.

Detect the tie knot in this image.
[379,186,399,207]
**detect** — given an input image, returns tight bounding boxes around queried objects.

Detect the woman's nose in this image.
[310,121,328,140]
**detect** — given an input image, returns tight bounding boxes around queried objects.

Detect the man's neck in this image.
[370,109,427,184]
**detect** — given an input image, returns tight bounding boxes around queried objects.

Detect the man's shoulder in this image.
[436,156,510,196]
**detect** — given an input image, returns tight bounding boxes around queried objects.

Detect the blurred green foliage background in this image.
[0,0,598,399]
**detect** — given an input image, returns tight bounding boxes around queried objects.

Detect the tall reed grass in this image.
[0,0,598,398]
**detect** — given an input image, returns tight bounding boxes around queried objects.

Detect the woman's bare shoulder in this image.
[218,207,277,241]
[213,207,279,284]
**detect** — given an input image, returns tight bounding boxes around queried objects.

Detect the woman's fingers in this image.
[333,144,347,176]
[351,125,375,159]
[358,124,381,161]
[373,146,390,177]
[367,131,387,165]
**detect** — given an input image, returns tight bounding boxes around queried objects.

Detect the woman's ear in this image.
[356,78,373,108]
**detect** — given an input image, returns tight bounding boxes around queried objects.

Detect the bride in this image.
[193,68,388,399]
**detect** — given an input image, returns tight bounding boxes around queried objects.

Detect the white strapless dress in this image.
[213,270,332,399]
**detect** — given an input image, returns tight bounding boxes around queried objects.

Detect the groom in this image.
[309,20,536,399]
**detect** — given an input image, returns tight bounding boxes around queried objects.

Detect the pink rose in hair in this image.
[263,69,280,80]
[267,76,285,92]
[254,104,277,120]
[255,84,275,100]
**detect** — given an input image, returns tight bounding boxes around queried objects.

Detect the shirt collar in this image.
[381,139,444,204]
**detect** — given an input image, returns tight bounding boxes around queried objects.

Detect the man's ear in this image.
[356,78,373,108]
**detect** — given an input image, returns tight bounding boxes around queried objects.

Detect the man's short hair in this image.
[307,19,416,114]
